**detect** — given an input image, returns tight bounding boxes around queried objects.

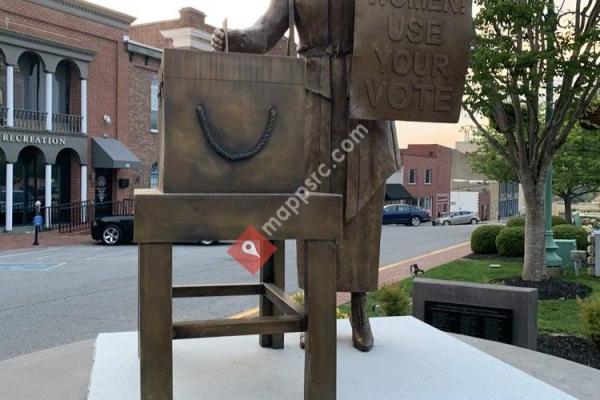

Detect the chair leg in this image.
[304,240,337,400]
[139,243,173,400]
[260,240,286,349]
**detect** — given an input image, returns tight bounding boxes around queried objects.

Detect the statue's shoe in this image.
[350,293,374,352]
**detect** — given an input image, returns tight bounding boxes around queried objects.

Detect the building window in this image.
[417,197,433,212]
[150,163,159,189]
[425,169,433,185]
[150,79,159,133]
[409,168,418,185]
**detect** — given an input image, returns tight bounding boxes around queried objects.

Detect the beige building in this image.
[451,141,520,221]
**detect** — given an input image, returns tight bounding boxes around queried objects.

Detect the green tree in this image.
[469,125,600,225]
[468,130,517,182]
[464,0,600,281]
[554,125,600,223]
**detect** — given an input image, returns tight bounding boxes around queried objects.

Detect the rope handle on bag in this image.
[196,105,278,162]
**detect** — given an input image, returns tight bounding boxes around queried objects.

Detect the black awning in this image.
[92,138,140,169]
[385,184,414,201]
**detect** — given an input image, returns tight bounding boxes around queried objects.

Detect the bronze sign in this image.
[159,49,306,194]
[350,0,473,123]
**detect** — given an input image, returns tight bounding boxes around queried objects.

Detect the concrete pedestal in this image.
[87,317,575,400]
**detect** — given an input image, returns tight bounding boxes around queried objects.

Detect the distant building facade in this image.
[451,141,519,221]
[0,2,290,232]
[400,144,452,216]
[0,0,138,230]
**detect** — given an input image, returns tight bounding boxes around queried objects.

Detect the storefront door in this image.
[94,169,113,218]
[14,147,45,226]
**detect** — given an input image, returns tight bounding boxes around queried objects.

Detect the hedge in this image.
[506,215,568,228]
[579,297,600,348]
[553,224,588,250]
[471,225,505,254]
[506,217,525,227]
[495,227,525,257]
[552,216,568,226]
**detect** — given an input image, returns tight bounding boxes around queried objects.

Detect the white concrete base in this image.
[87,317,575,400]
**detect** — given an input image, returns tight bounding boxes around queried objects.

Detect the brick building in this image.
[0,1,288,231]
[0,0,138,231]
[400,144,452,216]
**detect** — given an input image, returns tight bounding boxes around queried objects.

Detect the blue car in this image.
[382,204,431,227]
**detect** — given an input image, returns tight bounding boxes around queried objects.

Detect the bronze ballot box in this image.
[135,48,341,400]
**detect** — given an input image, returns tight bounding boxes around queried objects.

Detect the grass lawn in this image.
[345,258,600,336]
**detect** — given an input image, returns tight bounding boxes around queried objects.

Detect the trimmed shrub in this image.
[471,225,505,254]
[552,216,568,226]
[506,216,525,227]
[507,215,568,228]
[553,224,588,251]
[377,284,411,316]
[495,227,525,257]
[293,291,349,319]
[579,297,600,348]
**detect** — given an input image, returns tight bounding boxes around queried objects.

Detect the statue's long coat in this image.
[231,0,400,291]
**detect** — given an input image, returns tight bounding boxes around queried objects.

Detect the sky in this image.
[89,0,470,149]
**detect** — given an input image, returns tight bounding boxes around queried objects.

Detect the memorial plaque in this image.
[425,301,514,344]
[350,0,473,122]
[413,278,538,349]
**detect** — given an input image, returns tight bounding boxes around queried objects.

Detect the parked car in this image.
[434,211,479,226]
[382,204,431,227]
[92,215,134,245]
[92,215,218,246]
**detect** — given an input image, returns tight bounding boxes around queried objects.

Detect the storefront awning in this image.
[385,184,414,201]
[92,138,140,169]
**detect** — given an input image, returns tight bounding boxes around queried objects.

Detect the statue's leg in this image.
[350,292,374,352]
[341,184,387,353]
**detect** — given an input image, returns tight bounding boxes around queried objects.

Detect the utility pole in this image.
[545,0,562,269]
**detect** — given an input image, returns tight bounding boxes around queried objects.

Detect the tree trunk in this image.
[564,198,572,224]
[522,185,546,282]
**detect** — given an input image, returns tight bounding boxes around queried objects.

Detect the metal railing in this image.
[56,199,135,234]
[52,113,83,134]
[0,107,7,126]
[14,109,47,130]
[0,199,134,234]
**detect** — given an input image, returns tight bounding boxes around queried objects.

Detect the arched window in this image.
[150,163,159,189]
[16,52,44,111]
[54,61,72,115]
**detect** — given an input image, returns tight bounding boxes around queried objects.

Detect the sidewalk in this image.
[0,229,94,251]
[231,241,472,318]
[335,242,472,305]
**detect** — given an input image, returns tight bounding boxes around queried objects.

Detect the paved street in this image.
[0,223,477,361]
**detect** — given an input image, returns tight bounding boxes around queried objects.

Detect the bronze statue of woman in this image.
[212,0,400,352]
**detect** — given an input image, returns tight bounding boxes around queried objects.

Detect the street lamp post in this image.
[544,0,562,269]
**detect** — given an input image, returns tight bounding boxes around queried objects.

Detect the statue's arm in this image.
[212,0,289,54]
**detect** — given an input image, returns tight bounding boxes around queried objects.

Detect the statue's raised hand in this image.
[211,28,242,52]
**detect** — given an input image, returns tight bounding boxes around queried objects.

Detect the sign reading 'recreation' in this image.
[350,0,473,123]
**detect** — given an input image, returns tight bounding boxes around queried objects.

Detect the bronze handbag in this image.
[158,3,305,194]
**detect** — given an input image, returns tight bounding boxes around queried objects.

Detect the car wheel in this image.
[410,216,421,227]
[199,240,216,246]
[102,225,121,246]
[443,221,451,226]
[470,219,479,225]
